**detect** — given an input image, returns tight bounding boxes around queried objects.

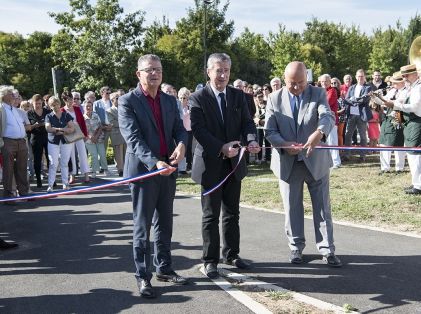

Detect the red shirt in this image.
[340,84,350,99]
[326,86,339,125]
[140,86,168,157]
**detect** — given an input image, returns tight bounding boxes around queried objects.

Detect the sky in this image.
[0,0,419,38]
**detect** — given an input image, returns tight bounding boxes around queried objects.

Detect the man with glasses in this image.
[265,61,341,267]
[382,64,421,194]
[118,54,188,298]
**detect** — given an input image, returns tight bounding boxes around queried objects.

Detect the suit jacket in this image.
[264,85,334,182]
[345,83,373,121]
[118,86,187,180]
[190,84,257,188]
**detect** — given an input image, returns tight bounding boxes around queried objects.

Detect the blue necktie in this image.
[293,95,299,127]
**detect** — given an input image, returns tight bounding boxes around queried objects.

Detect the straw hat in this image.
[400,64,417,75]
[389,71,403,83]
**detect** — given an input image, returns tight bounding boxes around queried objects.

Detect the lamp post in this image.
[203,0,213,82]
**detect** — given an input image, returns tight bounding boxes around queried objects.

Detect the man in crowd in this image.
[94,86,113,155]
[118,54,188,298]
[369,70,388,94]
[343,69,373,162]
[190,53,260,279]
[265,61,341,267]
[270,77,282,91]
[382,64,421,194]
[0,85,31,203]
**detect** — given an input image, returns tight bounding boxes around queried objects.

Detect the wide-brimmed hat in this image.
[400,64,417,75]
[389,71,403,83]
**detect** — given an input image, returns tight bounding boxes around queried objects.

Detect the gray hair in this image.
[84,91,95,100]
[0,85,14,103]
[233,79,244,88]
[318,74,331,81]
[72,91,81,99]
[270,77,281,84]
[137,54,161,70]
[207,53,231,69]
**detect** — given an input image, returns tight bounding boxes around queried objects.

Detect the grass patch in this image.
[176,154,421,234]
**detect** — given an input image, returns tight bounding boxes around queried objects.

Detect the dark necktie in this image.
[293,95,299,127]
[219,92,227,122]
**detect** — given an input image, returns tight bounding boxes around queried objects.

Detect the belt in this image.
[4,137,25,141]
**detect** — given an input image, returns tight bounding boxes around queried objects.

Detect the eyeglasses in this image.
[263,88,269,90]
[139,67,163,74]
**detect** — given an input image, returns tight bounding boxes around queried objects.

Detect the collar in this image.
[140,84,160,100]
[209,84,226,99]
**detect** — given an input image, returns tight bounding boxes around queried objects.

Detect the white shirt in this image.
[2,103,27,139]
[209,84,227,121]
[393,79,421,117]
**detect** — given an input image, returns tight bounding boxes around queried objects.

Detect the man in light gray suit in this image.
[264,61,342,267]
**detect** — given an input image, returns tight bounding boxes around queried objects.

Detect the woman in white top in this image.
[44,97,75,191]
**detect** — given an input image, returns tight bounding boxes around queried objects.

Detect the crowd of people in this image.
[1,53,420,301]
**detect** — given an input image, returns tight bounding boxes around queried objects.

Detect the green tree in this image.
[0,32,25,86]
[49,0,145,92]
[368,24,407,76]
[231,28,272,84]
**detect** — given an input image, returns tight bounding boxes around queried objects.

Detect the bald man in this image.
[265,61,341,267]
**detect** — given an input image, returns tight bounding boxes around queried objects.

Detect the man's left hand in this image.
[247,141,261,154]
[303,130,323,157]
[169,143,186,165]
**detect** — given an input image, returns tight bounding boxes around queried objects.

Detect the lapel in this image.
[133,87,158,132]
[205,85,224,129]
[280,88,296,135]
[298,85,312,126]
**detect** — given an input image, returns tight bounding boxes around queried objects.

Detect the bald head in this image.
[284,61,308,96]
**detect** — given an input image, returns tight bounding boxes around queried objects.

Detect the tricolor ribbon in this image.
[0,168,168,203]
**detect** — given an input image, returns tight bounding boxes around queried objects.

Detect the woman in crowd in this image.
[84,101,109,177]
[27,94,50,187]
[106,92,126,177]
[177,87,193,173]
[45,96,75,191]
[262,83,272,102]
[61,91,90,183]
[332,77,346,146]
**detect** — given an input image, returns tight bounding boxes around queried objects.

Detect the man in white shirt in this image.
[0,85,31,200]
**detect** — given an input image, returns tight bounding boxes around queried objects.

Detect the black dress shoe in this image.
[323,253,342,267]
[204,263,218,279]
[0,239,18,250]
[136,279,156,298]
[289,250,303,264]
[223,257,251,269]
[405,187,421,195]
[156,271,188,285]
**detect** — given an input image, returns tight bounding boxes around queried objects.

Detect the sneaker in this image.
[104,170,111,176]
[63,184,70,190]
[289,250,303,264]
[69,175,75,184]
[323,253,342,267]
[47,186,53,193]
[91,172,96,178]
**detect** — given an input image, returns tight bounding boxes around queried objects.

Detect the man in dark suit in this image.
[118,54,188,298]
[190,53,260,279]
[343,69,373,162]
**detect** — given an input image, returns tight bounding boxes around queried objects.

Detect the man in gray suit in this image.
[118,54,188,298]
[265,61,342,267]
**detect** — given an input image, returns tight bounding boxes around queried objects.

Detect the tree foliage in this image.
[49,0,145,92]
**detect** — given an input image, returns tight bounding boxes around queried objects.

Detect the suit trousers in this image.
[279,161,335,255]
[130,174,176,280]
[1,138,29,197]
[201,159,242,264]
[344,115,368,157]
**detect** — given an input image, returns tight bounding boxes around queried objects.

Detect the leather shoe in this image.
[203,263,218,279]
[405,187,421,195]
[0,239,18,250]
[223,257,251,269]
[289,250,303,264]
[323,253,342,267]
[136,279,156,298]
[156,271,188,285]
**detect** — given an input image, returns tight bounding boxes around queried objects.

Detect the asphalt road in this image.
[1,176,421,313]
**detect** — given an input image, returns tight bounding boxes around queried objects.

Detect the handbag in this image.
[64,122,85,143]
